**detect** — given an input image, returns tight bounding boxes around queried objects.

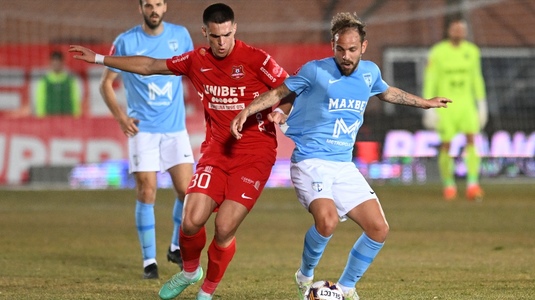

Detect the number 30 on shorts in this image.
[189,172,211,189]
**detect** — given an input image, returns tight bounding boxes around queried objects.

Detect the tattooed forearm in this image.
[245,84,291,116]
[380,87,425,108]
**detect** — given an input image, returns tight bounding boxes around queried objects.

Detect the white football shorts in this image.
[128,130,194,174]
[291,158,379,218]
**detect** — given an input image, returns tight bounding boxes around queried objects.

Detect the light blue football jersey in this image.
[110,22,193,132]
[284,58,389,162]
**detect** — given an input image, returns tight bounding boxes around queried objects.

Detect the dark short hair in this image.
[50,50,64,60]
[447,17,466,28]
[203,3,234,25]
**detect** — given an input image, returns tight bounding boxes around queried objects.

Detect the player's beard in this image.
[143,12,164,30]
[337,58,359,76]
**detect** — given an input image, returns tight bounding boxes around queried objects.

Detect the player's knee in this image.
[181,213,208,235]
[315,216,339,237]
[213,223,236,245]
[365,220,389,243]
[136,185,156,203]
[181,219,203,236]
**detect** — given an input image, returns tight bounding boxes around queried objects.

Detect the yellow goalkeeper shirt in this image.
[423,40,486,117]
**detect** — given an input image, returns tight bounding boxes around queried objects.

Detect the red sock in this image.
[201,238,236,294]
[179,226,206,272]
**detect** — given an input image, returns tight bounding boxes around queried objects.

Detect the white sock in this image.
[336,282,354,294]
[143,259,157,268]
[198,290,212,297]
[297,269,314,283]
[183,267,200,279]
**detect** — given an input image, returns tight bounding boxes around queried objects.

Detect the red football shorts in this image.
[186,152,275,211]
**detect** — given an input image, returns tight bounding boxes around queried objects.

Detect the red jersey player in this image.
[70,3,287,300]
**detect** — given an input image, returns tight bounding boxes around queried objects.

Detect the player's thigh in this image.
[188,154,274,211]
[160,130,194,170]
[187,163,227,205]
[308,198,340,236]
[128,132,162,173]
[290,158,335,211]
[331,162,379,217]
[291,159,377,217]
[183,192,217,233]
[168,163,194,199]
[226,154,274,211]
[213,200,250,244]
[346,198,388,242]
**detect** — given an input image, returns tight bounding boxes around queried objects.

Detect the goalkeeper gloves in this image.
[422,108,438,130]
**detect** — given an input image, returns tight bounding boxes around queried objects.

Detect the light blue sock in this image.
[338,233,384,287]
[135,200,156,261]
[300,225,332,277]
[171,198,184,247]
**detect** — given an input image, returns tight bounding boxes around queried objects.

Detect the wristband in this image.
[273,107,286,115]
[94,54,105,65]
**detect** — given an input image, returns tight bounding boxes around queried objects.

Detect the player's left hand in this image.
[230,111,249,140]
[268,110,287,125]
[268,109,289,134]
[69,45,97,64]
[426,97,452,108]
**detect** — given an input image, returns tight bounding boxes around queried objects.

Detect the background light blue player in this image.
[231,12,451,300]
[99,0,194,279]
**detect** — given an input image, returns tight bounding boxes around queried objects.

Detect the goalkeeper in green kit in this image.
[423,18,487,201]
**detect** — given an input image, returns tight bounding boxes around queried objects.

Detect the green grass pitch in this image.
[1,182,534,299]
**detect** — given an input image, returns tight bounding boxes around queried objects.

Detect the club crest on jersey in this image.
[231,65,245,80]
[312,181,323,192]
[168,40,179,52]
[363,73,372,87]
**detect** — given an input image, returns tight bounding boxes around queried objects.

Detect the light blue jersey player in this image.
[231,12,451,300]
[110,21,192,133]
[284,58,388,163]
[99,0,194,280]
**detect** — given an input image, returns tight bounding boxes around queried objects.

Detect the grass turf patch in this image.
[0,183,534,299]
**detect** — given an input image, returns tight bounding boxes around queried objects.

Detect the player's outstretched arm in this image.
[378,86,451,109]
[69,45,173,76]
[230,83,292,139]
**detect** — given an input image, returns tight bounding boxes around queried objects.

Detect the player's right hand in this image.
[120,117,140,137]
[230,111,248,140]
[268,109,289,134]
[69,45,97,64]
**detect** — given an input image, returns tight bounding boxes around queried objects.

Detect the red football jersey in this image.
[166,40,288,156]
